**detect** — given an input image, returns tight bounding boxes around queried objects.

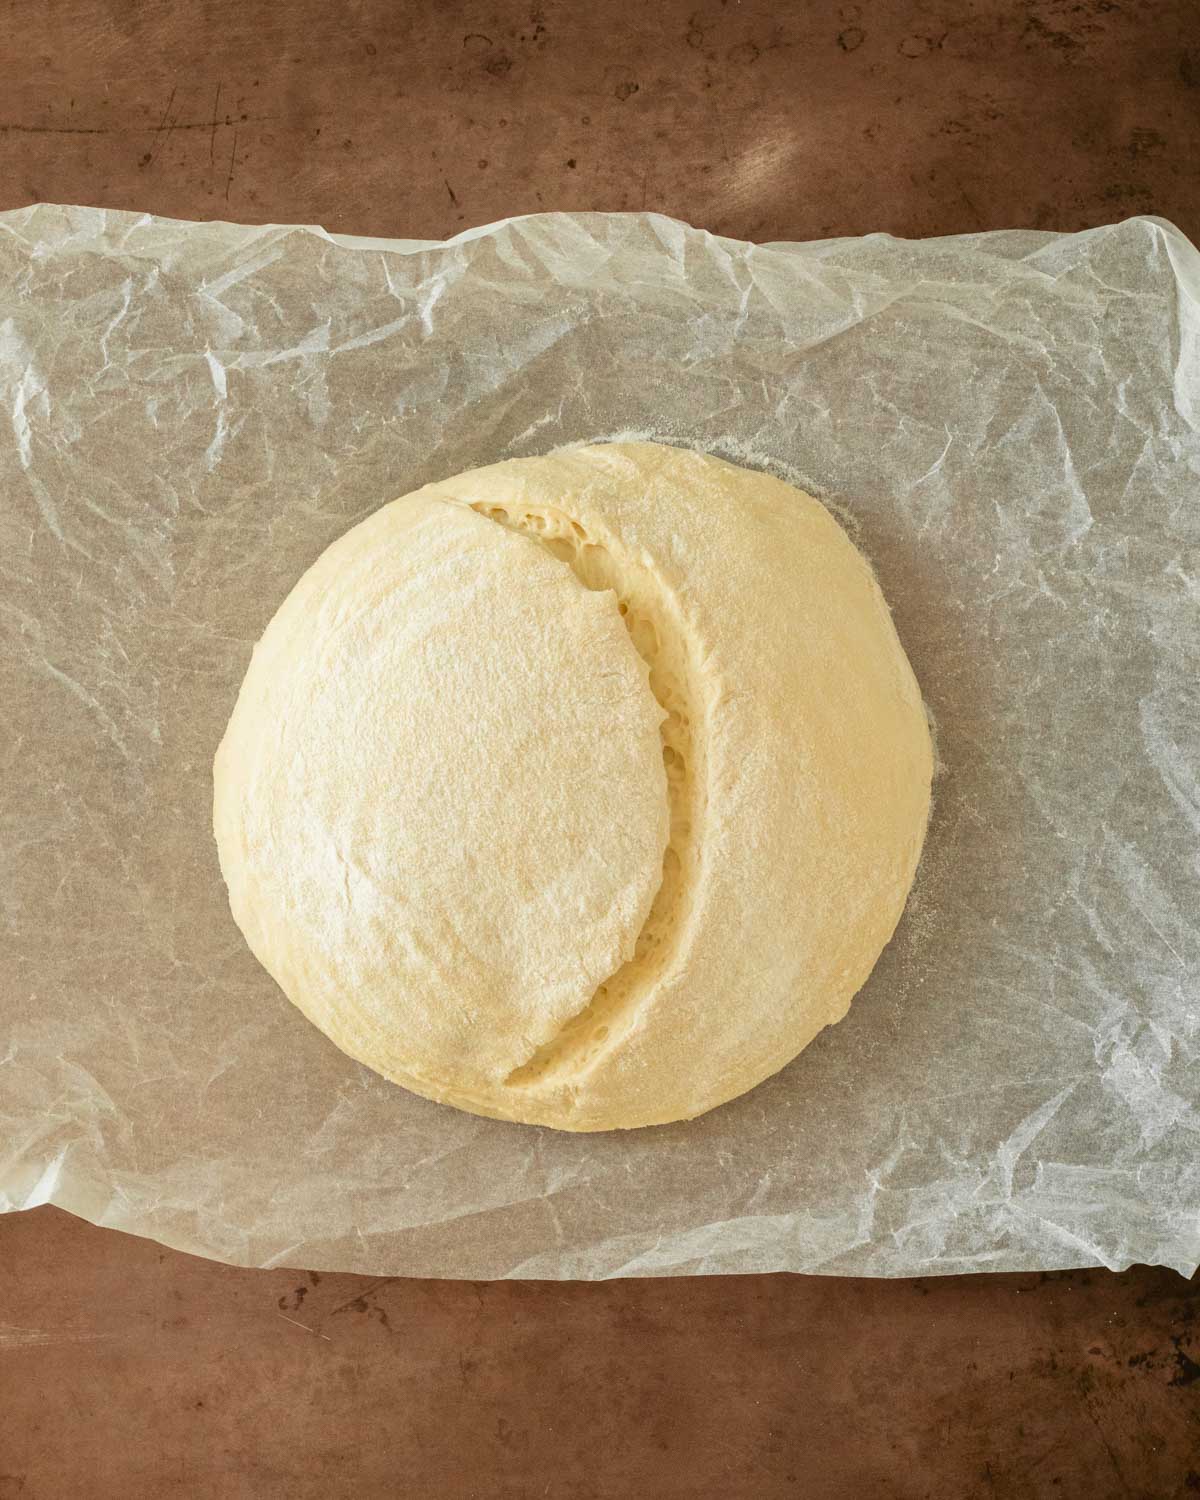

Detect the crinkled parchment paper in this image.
[2,205,1198,1278]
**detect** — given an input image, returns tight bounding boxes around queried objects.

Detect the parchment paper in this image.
[1,205,1197,1279]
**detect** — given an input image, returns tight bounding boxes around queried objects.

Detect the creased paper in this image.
[1,204,1198,1278]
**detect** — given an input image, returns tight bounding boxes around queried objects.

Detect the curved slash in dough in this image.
[464,499,707,1090]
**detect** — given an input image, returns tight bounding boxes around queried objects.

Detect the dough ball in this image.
[213,441,932,1130]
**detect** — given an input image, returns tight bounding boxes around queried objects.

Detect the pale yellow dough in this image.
[213,441,932,1131]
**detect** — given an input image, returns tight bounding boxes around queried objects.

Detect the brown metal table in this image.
[1,3,1197,1496]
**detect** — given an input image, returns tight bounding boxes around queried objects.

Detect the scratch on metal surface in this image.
[0,1323,115,1348]
[277,1313,332,1341]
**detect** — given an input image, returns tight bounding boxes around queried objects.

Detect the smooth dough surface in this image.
[214,441,932,1131]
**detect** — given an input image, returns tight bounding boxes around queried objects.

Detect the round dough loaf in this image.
[214,441,932,1131]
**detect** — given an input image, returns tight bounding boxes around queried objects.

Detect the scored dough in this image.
[214,441,932,1131]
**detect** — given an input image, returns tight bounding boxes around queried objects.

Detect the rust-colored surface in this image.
[0,1208,1196,1499]
[2,2,1199,1496]
[1,0,1198,243]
